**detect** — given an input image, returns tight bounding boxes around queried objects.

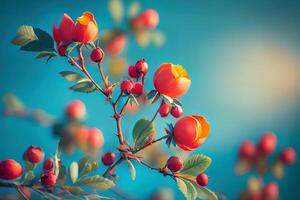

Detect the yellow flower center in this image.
[171,64,190,79]
[77,12,96,26]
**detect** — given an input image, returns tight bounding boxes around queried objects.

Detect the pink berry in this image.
[258,132,277,156]
[167,156,183,172]
[128,65,140,78]
[101,152,116,166]
[196,173,208,186]
[90,48,104,63]
[131,83,144,96]
[170,105,183,118]
[159,102,172,117]
[263,182,278,200]
[141,9,159,29]
[135,59,148,76]
[65,100,86,120]
[120,80,134,94]
[25,146,44,164]
[88,128,104,150]
[239,140,256,160]
[280,147,296,165]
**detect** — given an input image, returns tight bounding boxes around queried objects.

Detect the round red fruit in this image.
[0,159,23,180]
[170,105,183,118]
[258,132,277,156]
[263,182,278,200]
[128,65,140,78]
[135,59,148,75]
[280,147,296,165]
[159,102,172,117]
[40,170,58,188]
[25,145,44,164]
[131,83,144,96]
[101,152,116,166]
[167,156,183,172]
[88,128,104,151]
[120,80,134,94]
[65,100,86,120]
[239,140,256,160]
[90,48,104,63]
[43,159,54,171]
[196,173,208,186]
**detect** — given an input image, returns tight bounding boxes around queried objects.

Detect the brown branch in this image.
[103,157,124,177]
[134,135,168,153]
[97,63,109,89]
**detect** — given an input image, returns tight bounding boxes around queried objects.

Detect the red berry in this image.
[159,102,172,117]
[135,59,148,76]
[120,80,134,94]
[106,34,126,56]
[43,159,54,171]
[196,173,208,186]
[258,132,277,156]
[170,105,183,118]
[131,83,144,96]
[0,159,23,180]
[263,182,278,200]
[239,140,256,160]
[65,100,86,120]
[280,147,296,165]
[88,128,104,151]
[141,9,159,29]
[58,45,67,56]
[90,47,104,63]
[101,152,116,166]
[25,145,44,164]
[40,170,58,188]
[167,156,183,172]
[128,65,140,78]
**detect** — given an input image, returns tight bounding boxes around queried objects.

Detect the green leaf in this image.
[78,157,98,177]
[20,28,55,52]
[69,80,97,93]
[180,154,212,176]
[129,95,139,106]
[57,165,67,185]
[11,25,38,46]
[69,161,79,183]
[36,51,57,59]
[190,181,218,200]
[76,175,115,190]
[60,71,85,82]
[161,94,173,104]
[176,178,197,200]
[3,93,25,114]
[173,98,182,106]
[125,159,136,180]
[133,118,156,149]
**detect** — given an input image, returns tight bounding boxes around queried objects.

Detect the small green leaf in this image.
[161,94,173,104]
[190,181,218,200]
[173,98,182,106]
[176,178,197,200]
[129,95,139,106]
[69,161,79,183]
[125,159,136,180]
[57,165,67,185]
[70,80,97,93]
[60,71,85,82]
[180,154,212,176]
[133,119,156,149]
[11,25,38,46]
[36,51,58,59]
[76,175,115,190]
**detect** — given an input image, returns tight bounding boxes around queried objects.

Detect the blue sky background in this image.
[1,0,300,199]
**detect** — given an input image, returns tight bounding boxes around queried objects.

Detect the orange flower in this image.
[53,13,75,45]
[173,115,210,151]
[153,63,191,98]
[74,12,98,43]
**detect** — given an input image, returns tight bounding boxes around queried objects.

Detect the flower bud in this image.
[135,59,148,76]
[167,156,183,172]
[0,159,23,180]
[196,173,208,186]
[159,102,172,117]
[239,140,256,160]
[258,132,277,156]
[131,83,144,96]
[120,80,134,94]
[128,65,140,78]
[280,147,296,165]
[25,145,44,164]
[170,105,183,118]
[65,100,86,120]
[101,152,116,166]
[90,48,104,63]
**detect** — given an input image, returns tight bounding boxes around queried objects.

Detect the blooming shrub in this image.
[0,11,218,199]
